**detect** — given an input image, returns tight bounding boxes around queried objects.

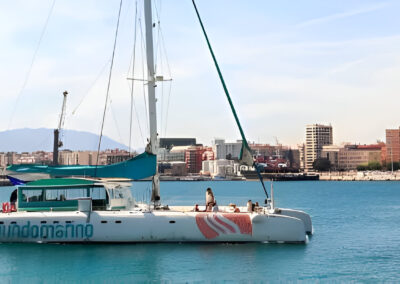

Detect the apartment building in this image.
[321,144,383,170]
[304,124,333,170]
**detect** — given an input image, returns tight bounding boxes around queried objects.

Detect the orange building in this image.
[185,146,214,173]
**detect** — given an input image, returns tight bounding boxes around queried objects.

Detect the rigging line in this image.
[153,0,162,76]
[158,23,172,77]
[157,22,164,137]
[163,81,172,136]
[120,0,133,26]
[126,81,145,148]
[95,0,123,174]
[157,18,173,138]
[129,1,139,155]
[160,79,164,138]
[191,0,249,150]
[138,17,149,134]
[72,58,111,115]
[158,20,173,137]
[145,1,162,137]
[192,0,268,198]
[154,0,171,77]
[7,0,57,130]
[110,102,125,147]
[154,1,170,137]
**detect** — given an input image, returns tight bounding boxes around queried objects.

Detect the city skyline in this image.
[1,0,400,149]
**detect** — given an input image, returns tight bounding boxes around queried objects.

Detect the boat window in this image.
[45,188,87,201]
[90,187,106,200]
[109,188,122,199]
[21,186,106,203]
[45,189,66,201]
[108,187,132,200]
[65,188,88,200]
[21,190,44,202]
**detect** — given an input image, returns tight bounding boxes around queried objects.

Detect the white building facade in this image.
[304,124,333,171]
[212,139,242,160]
[202,159,239,178]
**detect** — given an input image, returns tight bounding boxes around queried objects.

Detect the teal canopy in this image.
[7,152,156,180]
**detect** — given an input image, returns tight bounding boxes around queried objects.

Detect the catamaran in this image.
[3,0,312,243]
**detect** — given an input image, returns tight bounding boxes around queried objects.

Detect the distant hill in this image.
[0,128,128,152]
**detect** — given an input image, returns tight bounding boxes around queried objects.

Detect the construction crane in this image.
[53,91,68,166]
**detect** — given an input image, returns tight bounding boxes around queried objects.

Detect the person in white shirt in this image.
[206,187,215,211]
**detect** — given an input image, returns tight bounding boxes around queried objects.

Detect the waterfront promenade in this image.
[319,171,400,181]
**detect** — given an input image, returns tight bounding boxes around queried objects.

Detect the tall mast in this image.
[144,0,160,205]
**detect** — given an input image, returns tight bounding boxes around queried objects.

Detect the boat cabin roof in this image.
[23,178,99,188]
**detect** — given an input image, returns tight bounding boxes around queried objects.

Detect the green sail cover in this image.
[7,152,156,180]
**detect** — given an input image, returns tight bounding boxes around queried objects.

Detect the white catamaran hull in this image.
[0,210,307,243]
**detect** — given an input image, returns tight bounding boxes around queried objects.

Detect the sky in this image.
[1,0,400,150]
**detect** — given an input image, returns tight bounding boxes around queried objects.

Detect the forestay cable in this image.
[95,0,123,174]
[128,1,139,155]
[7,0,57,130]
[192,0,269,199]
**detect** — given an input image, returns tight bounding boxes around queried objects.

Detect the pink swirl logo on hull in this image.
[195,213,252,239]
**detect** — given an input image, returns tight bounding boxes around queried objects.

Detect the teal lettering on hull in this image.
[0,222,94,240]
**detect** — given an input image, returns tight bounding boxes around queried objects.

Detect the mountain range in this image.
[0,128,128,153]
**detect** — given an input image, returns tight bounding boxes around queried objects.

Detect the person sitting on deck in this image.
[228,203,240,213]
[247,200,253,213]
[212,201,219,212]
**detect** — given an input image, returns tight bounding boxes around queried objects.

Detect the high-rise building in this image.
[185,146,206,173]
[386,129,400,163]
[304,124,333,170]
[212,139,243,160]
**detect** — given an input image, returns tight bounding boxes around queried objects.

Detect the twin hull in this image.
[0,210,308,243]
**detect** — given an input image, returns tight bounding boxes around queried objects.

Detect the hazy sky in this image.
[1,0,400,150]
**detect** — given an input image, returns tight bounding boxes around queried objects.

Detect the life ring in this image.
[2,202,10,213]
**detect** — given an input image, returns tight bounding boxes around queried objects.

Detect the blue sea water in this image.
[0,181,399,282]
